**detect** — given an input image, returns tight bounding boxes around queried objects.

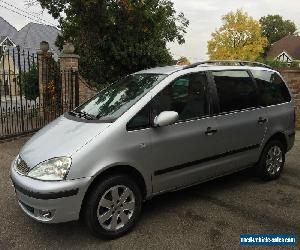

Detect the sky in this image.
[0,0,58,28]
[0,0,300,62]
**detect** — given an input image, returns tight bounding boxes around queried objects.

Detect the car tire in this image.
[84,175,142,239]
[256,140,285,181]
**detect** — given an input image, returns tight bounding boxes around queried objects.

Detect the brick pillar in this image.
[59,43,80,111]
[58,42,97,106]
[59,43,80,71]
[37,41,53,98]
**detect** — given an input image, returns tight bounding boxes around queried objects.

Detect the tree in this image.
[259,15,298,45]
[34,0,189,85]
[207,9,268,61]
[177,56,191,65]
[20,65,39,100]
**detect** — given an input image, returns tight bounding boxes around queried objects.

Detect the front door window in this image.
[152,72,209,122]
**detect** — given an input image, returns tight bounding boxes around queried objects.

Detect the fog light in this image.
[40,210,53,219]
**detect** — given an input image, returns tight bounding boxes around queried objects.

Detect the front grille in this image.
[16,156,30,175]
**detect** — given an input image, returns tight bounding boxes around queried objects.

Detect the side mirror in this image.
[154,111,179,127]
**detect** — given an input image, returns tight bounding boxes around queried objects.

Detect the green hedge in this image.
[20,66,39,100]
[256,58,300,69]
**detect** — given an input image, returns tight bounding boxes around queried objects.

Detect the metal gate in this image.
[0,47,79,140]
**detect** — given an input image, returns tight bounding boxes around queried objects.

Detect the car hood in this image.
[20,115,111,168]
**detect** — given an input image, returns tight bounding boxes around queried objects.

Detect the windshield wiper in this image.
[69,110,97,120]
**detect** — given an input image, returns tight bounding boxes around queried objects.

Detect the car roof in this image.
[135,65,184,75]
[135,65,275,75]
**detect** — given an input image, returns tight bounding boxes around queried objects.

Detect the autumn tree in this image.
[177,56,191,65]
[32,0,189,85]
[260,15,298,45]
[207,9,268,61]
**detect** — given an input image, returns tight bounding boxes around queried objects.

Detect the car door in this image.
[149,72,221,193]
[208,70,268,176]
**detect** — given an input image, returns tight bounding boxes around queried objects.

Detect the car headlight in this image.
[27,157,72,181]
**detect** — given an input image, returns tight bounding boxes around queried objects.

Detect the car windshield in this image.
[73,73,166,121]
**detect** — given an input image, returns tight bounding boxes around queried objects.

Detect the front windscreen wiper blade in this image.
[79,111,97,120]
[69,110,97,120]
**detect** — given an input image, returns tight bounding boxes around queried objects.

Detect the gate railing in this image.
[0,46,79,140]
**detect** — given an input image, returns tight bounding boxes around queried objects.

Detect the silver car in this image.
[10,61,296,238]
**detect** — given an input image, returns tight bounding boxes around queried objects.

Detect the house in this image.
[0,17,60,97]
[0,16,60,57]
[267,36,300,64]
[0,16,17,38]
[0,36,18,96]
[0,46,18,96]
[0,36,16,54]
[13,22,60,59]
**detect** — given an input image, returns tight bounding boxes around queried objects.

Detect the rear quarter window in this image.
[252,70,291,106]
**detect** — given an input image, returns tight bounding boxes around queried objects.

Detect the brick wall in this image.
[279,69,300,129]
[78,76,97,104]
[58,47,97,105]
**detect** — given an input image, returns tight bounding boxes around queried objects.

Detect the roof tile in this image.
[267,35,300,60]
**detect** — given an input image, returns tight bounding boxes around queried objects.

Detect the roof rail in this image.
[184,60,272,70]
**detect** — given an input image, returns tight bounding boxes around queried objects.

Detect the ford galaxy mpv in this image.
[11,61,296,238]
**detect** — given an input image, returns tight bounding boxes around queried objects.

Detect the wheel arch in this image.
[264,132,288,152]
[80,165,147,218]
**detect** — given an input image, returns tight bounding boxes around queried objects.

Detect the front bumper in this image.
[10,160,91,223]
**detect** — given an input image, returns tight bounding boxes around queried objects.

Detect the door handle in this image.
[258,117,267,124]
[205,127,218,136]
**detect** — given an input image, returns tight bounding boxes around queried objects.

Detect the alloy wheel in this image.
[266,145,283,176]
[97,185,135,231]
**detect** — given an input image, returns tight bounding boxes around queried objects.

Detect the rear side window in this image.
[212,71,258,113]
[252,70,291,106]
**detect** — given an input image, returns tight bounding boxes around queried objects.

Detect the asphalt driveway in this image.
[0,134,299,249]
